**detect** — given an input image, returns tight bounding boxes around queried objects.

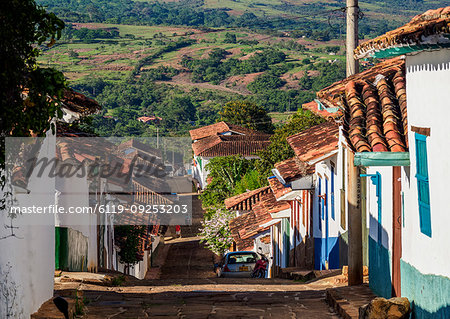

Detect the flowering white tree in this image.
[199,209,235,255]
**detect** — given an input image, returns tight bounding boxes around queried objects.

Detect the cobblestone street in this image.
[53,238,344,318]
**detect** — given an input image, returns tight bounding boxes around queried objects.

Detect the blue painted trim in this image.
[331,165,335,220]
[314,236,339,270]
[368,236,392,298]
[414,133,431,237]
[371,43,450,59]
[325,178,329,263]
[401,260,450,319]
[354,152,410,166]
[318,177,322,231]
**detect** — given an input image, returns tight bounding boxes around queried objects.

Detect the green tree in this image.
[247,73,286,93]
[114,225,147,271]
[199,155,258,210]
[219,100,274,134]
[234,170,265,195]
[1,0,66,208]
[255,109,324,177]
[223,32,237,44]
[157,95,196,130]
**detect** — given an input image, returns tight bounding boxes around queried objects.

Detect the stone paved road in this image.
[53,197,343,318]
[75,283,340,318]
[55,238,342,318]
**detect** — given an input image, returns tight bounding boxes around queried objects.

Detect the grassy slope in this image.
[39,23,345,86]
[144,0,447,21]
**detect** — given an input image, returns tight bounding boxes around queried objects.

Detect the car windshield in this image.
[227,253,257,264]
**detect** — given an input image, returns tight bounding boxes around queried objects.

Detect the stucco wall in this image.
[193,156,210,189]
[401,49,450,318]
[0,134,56,318]
[366,166,393,250]
[312,154,348,269]
[56,174,98,271]
[313,155,343,239]
[403,49,450,278]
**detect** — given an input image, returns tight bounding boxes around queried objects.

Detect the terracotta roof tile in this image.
[268,177,291,200]
[316,57,405,106]
[274,157,313,183]
[355,7,450,59]
[229,212,257,251]
[192,134,270,157]
[301,101,342,119]
[286,121,339,162]
[224,186,270,210]
[137,116,162,123]
[229,191,290,248]
[318,59,408,152]
[118,139,162,159]
[189,121,267,141]
[61,88,101,115]
[57,123,97,137]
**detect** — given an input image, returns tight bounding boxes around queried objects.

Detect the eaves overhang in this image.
[354,152,410,167]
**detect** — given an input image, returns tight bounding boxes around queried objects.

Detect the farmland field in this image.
[36,0,449,136]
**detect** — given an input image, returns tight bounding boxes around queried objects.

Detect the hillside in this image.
[36,0,449,137]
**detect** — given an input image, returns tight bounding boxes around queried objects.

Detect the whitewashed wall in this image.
[193,156,210,189]
[312,155,343,238]
[0,134,56,318]
[404,49,450,278]
[56,174,98,271]
[337,132,349,231]
[365,166,393,249]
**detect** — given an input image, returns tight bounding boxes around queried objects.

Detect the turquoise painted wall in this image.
[368,237,392,298]
[401,260,450,319]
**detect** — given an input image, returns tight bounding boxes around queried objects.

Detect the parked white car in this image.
[215,251,258,278]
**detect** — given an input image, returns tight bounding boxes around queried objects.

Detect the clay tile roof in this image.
[287,121,339,163]
[224,186,270,210]
[57,123,97,137]
[268,177,291,200]
[229,191,290,247]
[118,139,162,159]
[274,157,312,183]
[316,57,405,106]
[56,137,107,163]
[61,88,101,115]
[301,101,342,119]
[229,212,258,251]
[317,58,408,153]
[192,134,270,157]
[354,7,450,59]
[189,122,230,140]
[137,116,162,123]
[189,121,269,141]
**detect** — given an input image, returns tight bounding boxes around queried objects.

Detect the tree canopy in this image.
[255,109,325,177]
[1,0,66,208]
[219,100,274,134]
[199,155,264,212]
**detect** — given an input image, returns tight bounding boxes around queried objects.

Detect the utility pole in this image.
[346,0,363,286]
[346,0,360,76]
[156,126,159,149]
